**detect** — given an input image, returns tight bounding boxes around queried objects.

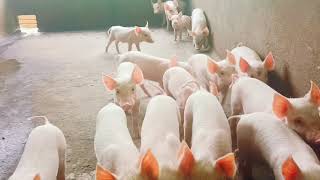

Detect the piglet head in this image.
[135,24,154,43]
[151,0,163,14]
[273,81,320,144]
[238,52,275,83]
[207,57,236,92]
[192,27,209,50]
[102,65,144,112]
[170,12,183,27]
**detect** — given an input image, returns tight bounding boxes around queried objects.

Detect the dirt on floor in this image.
[0,29,219,180]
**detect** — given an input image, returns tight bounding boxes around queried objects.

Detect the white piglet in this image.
[94,103,156,180]
[231,45,275,83]
[237,112,320,180]
[191,8,210,51]
[163,63,200,109]
[118,51,191,88]
[105,22,154,54]
[170,12,192,41]
[102,62,147,113]
[140,95,191,179]
[183,90,237,179]
[151,0,180,30]
[188,52,236,101]
[230,77,320,145]
[9,117,66,180]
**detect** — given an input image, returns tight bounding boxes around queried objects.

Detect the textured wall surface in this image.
[192,0,320,96]
[0,0,5,36]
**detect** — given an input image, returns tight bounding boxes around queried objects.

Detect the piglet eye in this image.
[220,72,225,76]
[132,88,135,92]
[116,89,120,94]
[294,117,304,126]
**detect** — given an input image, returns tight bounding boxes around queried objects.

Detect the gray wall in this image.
[192,0,320,96]
[4,0,163,32]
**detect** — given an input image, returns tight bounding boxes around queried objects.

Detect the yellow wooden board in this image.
[18,19,37,24]
[17,15,37,20]
[19,23,38,28]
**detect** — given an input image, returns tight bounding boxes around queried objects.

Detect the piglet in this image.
[102,62,149,113]
[151,0,179,30]
[118,51,191,88]
[230,77,320,145]
[9,116,66,180]
[94,103,157,180]
[163,62,200,109]
[105,22,154,54]
[183,90,237,179]
[191,8,210,51]
[231,45,275,83]
[237,112,320,180]
[140,95,190,179]
[188,52,236,102]
[170,12,192,41]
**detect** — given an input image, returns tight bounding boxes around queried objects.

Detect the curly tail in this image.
[28,116,50,127]
[106,27,112,37]
[235,42,244,48]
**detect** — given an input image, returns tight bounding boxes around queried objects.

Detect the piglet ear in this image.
[164,3,170,11]
[140,149,159,180]
[282,156,301,180]
[178,11,183,17]
[102,75,117,91]
[132,65,144,85]
[272,94,291,119]
[309,81,320,106]
[178,141,195,177]
[170,56,178,67]
[239,57,250,73]
[202,27,209,36]
[226,50,236,65]
[96,164,117,180]
[263,52,275,71]
[214,153,237,178]
[191,31,197,37]
[207,58,220,74]
[33,174,41,180]
[135,26,142,36]
[145,21,149,28]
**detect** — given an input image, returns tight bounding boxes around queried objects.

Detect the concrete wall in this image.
[192,0,320,97]
[0,0,5,36]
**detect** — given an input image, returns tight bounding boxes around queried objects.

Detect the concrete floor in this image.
[0,29,218,180]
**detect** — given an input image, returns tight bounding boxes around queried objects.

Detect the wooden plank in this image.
[19,23,38,28]
[18,19,37,24]
[17,15,37,20]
